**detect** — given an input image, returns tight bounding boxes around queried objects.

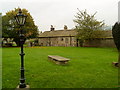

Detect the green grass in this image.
[2,47,118,88]
[0,48,2,90]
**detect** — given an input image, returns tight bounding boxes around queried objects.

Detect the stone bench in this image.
[48,55,70,65]
[112,62,119,67]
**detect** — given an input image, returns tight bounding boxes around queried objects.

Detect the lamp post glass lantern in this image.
[15,9,27,26]
[15,8,27,88]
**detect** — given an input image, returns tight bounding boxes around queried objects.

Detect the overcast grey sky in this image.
[0,0,120,31]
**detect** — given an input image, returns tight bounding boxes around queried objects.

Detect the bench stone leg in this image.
[55,61,68,65]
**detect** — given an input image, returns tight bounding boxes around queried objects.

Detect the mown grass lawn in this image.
[2,47,118,88]
[0,48,2,90]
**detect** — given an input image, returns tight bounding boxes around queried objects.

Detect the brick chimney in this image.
[64,25,68,30]
[50,25,55,31]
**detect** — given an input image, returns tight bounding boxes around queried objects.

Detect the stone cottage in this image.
[38,26,77,47]
[38,26,115,47]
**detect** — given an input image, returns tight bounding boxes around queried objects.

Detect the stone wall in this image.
[84,38,115,47]
[38,37,116,48]
[38,36,77,47]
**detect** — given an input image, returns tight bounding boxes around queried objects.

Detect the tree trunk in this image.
[118,51,120,88]
[14,38,21,47]
[79,39,84,47]
[118,51,120,67]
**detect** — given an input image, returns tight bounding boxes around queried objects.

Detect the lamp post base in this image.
[16,85,30,90]
[19,83,26,88]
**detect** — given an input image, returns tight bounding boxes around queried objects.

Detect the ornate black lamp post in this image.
[15,8,27,88]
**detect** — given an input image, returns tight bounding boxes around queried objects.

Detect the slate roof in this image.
[39,29,113,38]
[102,30,113,38]
[39,29,77,37]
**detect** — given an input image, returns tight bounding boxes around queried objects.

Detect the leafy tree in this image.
[2,8,39,46]
[73,9,104,46]
[112,22,120,67]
